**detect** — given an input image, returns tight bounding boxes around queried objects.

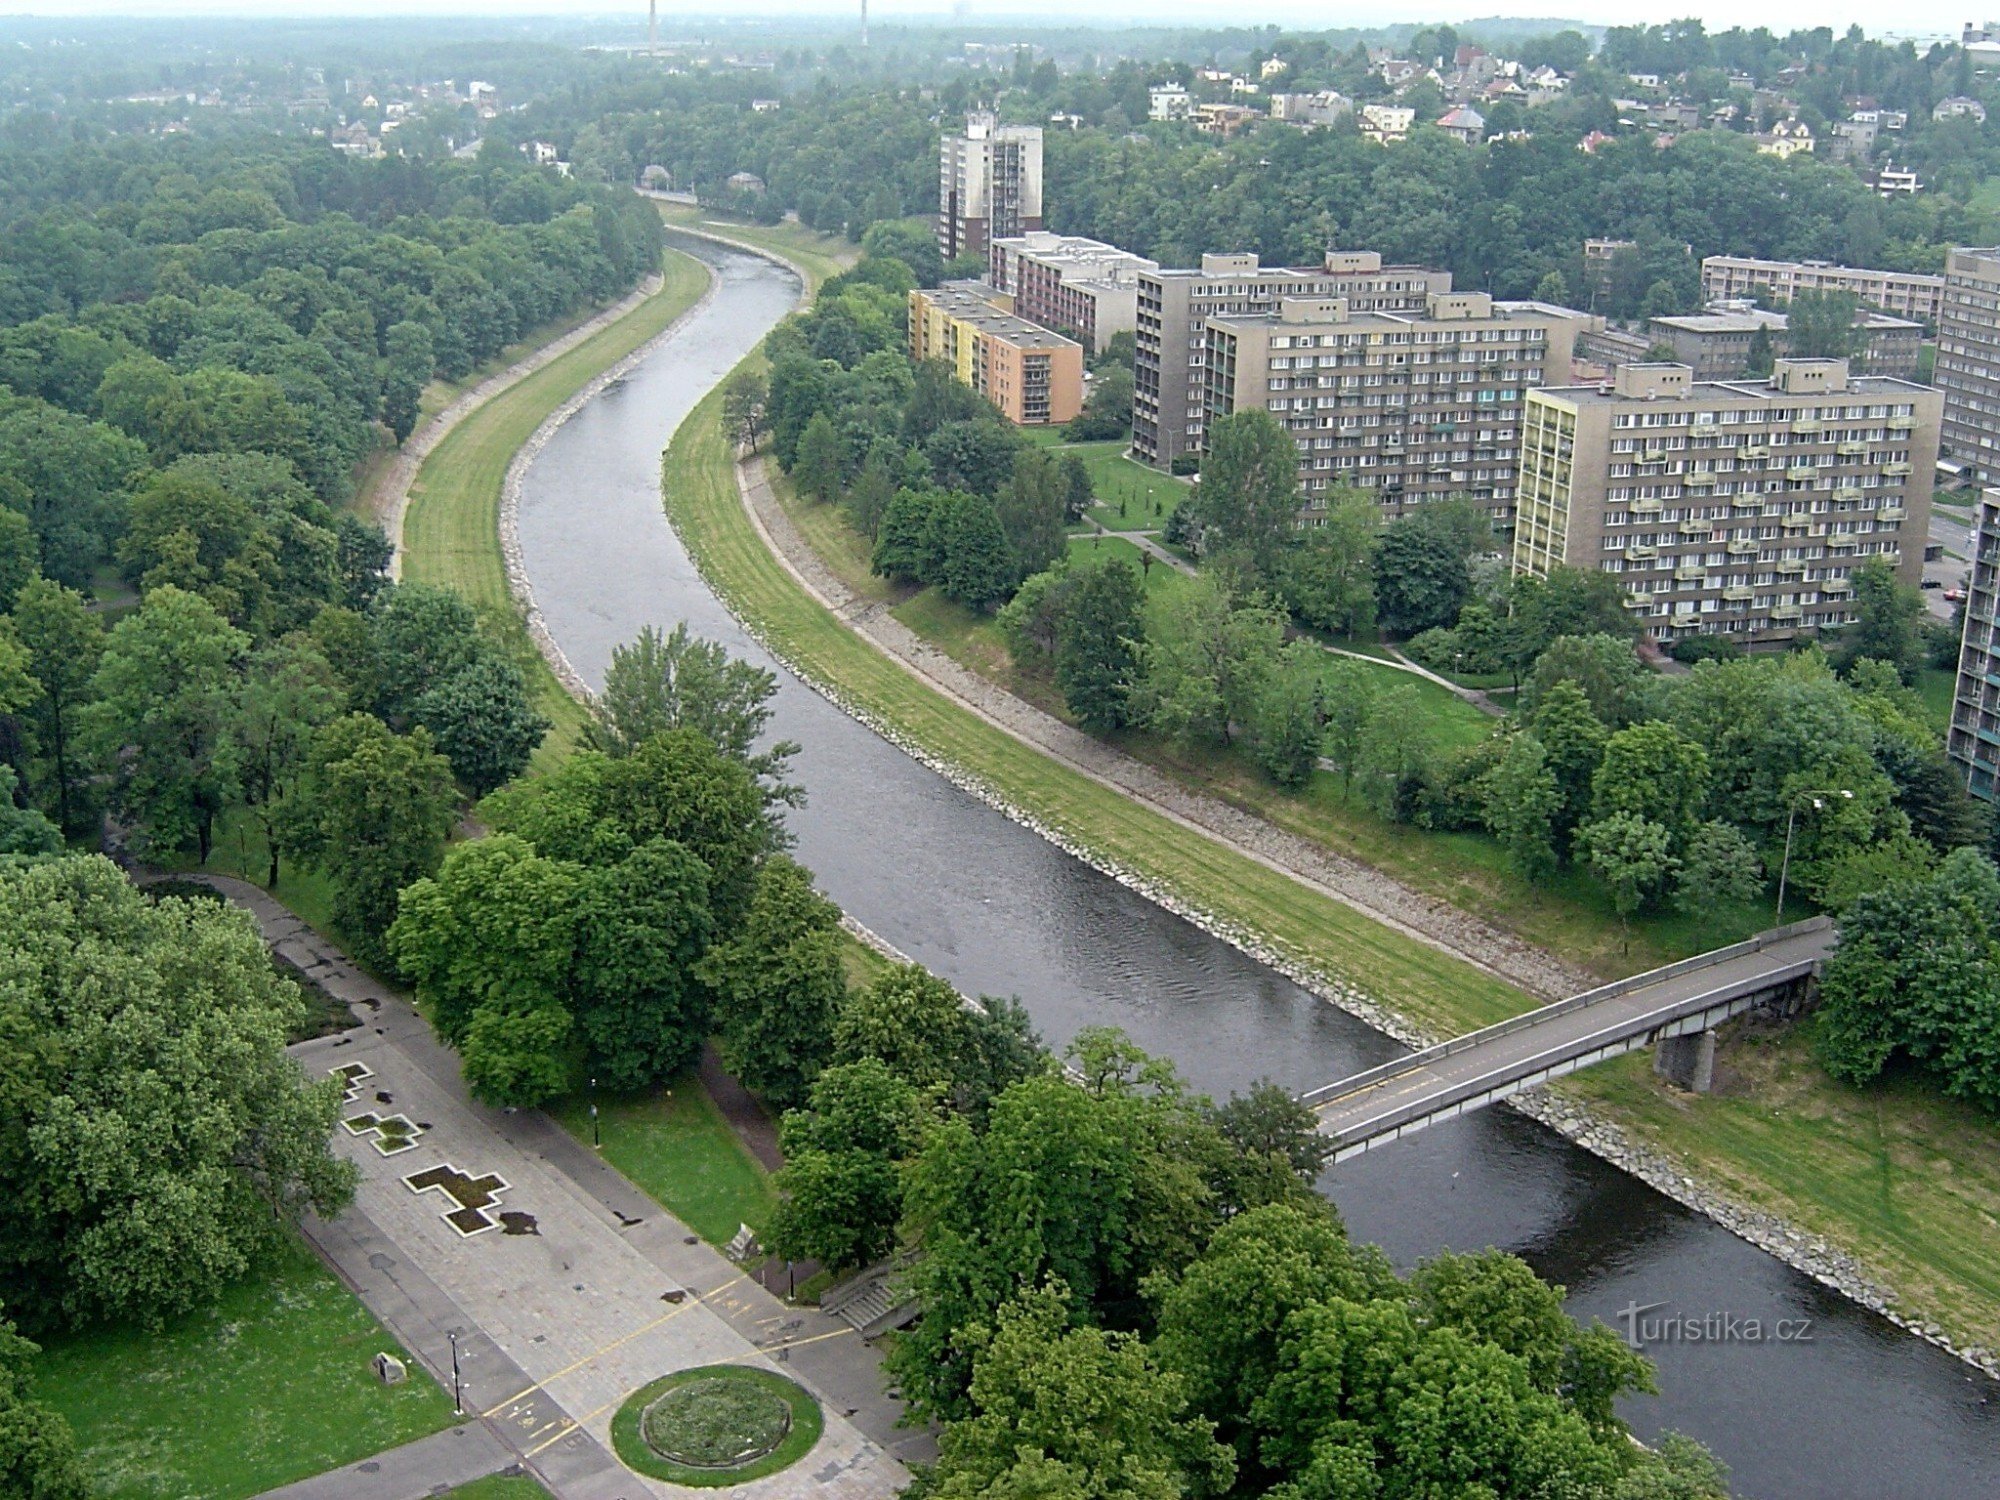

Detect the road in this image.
[1309,921,1836,1152]
[1924,497,1973,622]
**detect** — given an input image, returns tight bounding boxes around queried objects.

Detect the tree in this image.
[1320,657,1377,800]
[1591,720,1711,848]
[1130,574,1283,748]
[412,655,549,796]
[1248,641,1325,790]
[940,494,1016,610]
[833,963,977,1093]
[0,1311,90,1500]
[700,855,846,1109]
[85,585,247,862]
[382,319,434,445]
[0,857,355,1330]
[1675,821,1764,912]
[570,838,717,1088]
[926,1281,1235,1500]
[1530,680,1607,849]
[9,578,102,836]
[1053,557,1145,733]
[0,508,36,614]
[588,623,801,806]
[1190,410,1300,580]
[229,637,342,886]
[1485,734,1563,883]
[1577,812,1679,942]
[995,448,1070,587]
[1835,557,1925,682]
[721,367,769,452]
[1785,288,1862,362]
[1746,321,1775,377]
[1278,496,1377,636]
[766,1059,922,1271]
[284,714,459,965]
[790,411,844,502]
[871,487,942,584]
[1521,632,1650,727]
[1206,1082,1335,1214]
[923,420,1020,497]
[1373,508,1477,636]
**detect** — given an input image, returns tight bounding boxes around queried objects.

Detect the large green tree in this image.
[1190,410,1301,580]
[701,855,846,1109]
[8,579,102,837]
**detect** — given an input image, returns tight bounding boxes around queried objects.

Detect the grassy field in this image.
[654,203,859,294]
[1917,666,1956,735]
[548,1074,779,1245]
[34,1237,454,1500]
[401,243,713,768]
[1022,432,1188,532]
[1566,1029,2000,1351]
[156,804,342,937]
[447,1478,551,1500]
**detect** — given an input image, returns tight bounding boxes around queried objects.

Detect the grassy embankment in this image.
[671,216,2000,1358]
[34,1238,453,1500]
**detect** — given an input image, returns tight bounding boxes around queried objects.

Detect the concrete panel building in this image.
[1936,247,2000,483]
[908,283,1083,427]
[1947,488,2000,799]
[1511,359,1939,645]
[937,112,1043,262]
[1200,291,1597,531]
[988,232,1158,355]
[1133,251,1452,469]
[1646,306,1923,381]
[1697,255,1944,324]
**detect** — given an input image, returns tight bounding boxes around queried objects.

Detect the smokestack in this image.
[861,0,869,47]
[648,0,657,57]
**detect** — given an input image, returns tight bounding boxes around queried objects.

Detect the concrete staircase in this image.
[821,1264,921,1338]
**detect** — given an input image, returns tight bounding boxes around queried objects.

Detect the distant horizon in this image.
[0,4,1972,47]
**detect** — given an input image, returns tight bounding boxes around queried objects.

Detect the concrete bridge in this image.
[1302,918,1835,1163]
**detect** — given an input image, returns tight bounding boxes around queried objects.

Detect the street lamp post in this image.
[1776,788,1853,924]
[590,1076,600,1150]
[449,1330,462,1415]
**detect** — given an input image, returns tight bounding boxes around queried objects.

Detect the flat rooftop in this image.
[1539,371,1932,407]
[923,284,1083,350]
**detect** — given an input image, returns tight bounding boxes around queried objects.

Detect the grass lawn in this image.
[1917,666,1957,736]
[401,242,713,771]
[34,1237,454,1500]
[447,1476,550,1499]
[1062,531,1178,587]
[155,803,342,939]
[1564,1029,2000,1353]
[548,1073,778,1245]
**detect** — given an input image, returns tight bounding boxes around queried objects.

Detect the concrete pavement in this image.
[256,1424,514,1500]
[170,875,926,1499]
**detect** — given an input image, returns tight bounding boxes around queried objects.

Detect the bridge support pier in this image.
[1654,1029,1717,1093]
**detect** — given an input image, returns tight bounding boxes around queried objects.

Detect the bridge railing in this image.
[1298,915,1833,1108]
[1316,952,1826,1145]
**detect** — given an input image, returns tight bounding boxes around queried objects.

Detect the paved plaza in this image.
[190,877,928,1500]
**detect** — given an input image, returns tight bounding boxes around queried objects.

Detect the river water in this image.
[514,234,1999,1499]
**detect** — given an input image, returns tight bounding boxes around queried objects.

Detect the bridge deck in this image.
[1308,919,1835,1154]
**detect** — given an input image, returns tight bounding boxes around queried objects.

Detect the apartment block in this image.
[937,112,1043,262]
[1646,306,1922,380]
[1511,359,1939,645]
[1698,255,1944,324]
[988,232,1159,355]
[1947,489,2000,799]
[1200,292,1596,530]
[1936,247,2000,482]
[1133,251,1452,469]
[908,283,1083,426]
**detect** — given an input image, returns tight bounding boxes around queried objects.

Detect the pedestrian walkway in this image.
[165,875,924,1499]
[256,1425,513,1500]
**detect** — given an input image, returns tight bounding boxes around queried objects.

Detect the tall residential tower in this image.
[936,113,1043,262]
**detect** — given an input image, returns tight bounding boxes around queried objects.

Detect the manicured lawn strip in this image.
[1917,666,1956,736]
[446,1478,551,1500]
[654,204,858,294]
[157,803,342,938]
[34,1237,454,1500]
[611,1365,824,1487]
[665,381,1530,1039]
[548,1073,779,1245]
[1564,1036,2000,1352]
[401,244,713,769]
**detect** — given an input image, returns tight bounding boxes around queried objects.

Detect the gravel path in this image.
[736,454,1596,1004]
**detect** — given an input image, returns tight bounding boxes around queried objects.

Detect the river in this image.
[512,233,1999,1499]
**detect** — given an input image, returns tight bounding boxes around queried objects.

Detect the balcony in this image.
[1880,506,1908,522]
[1731,494,1765,510]
[1883,462,1913,477]
[1781,513,1811,529]
[1776,559,1808,575]
[1837,441,1869,457]
[1679,518,1713,535]
[1824,582,1854,598]
[1790,419,1823,436]
[1888,414,1916,430]
[1641,447,1668,462]
[1827,535,1859,551]
[1833,486,1865,503]
[1626,592,1654,608]
[1741,444,1770,459]
[1772,603,1805,620]
[1627,544,1658,560]
[1728,539,1759,556]
[1723,585,1756,602]
[1672,606,1702,622]
[1674,565,1705,582]
[1631,497,1663,514]
[1786,465,1819,482]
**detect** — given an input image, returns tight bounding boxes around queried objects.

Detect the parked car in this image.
[1922,577,1943,589]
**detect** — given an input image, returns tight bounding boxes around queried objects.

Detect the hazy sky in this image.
[0,1,1971,46]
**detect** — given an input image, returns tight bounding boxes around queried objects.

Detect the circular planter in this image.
[611,1364,824,1487]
